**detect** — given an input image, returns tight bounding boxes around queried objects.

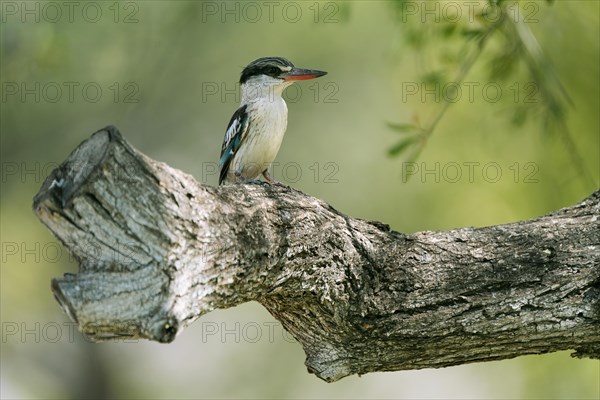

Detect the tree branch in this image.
[33,126,600,382]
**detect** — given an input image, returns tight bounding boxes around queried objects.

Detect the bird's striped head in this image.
[239,57,327,85]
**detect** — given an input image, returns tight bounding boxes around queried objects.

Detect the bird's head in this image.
[239,57,327,98]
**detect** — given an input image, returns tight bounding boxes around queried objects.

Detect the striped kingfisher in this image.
[218,56,327,185]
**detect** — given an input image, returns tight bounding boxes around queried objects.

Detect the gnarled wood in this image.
[33,126,600,382]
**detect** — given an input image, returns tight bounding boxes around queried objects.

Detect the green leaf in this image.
[511,106,529,127]
[440,23,457,38]
[388,137,417,157]
[422,70,445,85]
[488,49,519,81]
[462,29,484,39]
[337,2,351,22]
[406,29,426,49]
[386,122,418,133]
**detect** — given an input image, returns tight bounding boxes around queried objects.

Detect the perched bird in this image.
[218,57,327,185]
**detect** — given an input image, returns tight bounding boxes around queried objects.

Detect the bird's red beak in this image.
[283,67,327,81]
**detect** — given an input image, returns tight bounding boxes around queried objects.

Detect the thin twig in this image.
[508,4,596,188]
[411,14,507,160]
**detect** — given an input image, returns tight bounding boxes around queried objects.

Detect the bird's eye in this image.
[267,66,280,76]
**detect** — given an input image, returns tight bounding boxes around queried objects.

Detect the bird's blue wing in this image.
[219,104,250,185]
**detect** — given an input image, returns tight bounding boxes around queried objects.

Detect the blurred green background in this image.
[1,1,598,398]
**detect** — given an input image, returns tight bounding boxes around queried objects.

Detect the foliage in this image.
[387,0,595,186]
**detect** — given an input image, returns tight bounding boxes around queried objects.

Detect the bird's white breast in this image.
[234,96,288,179]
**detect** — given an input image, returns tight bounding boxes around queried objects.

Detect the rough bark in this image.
[33,126,600,382]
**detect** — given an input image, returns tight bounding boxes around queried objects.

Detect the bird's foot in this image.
[262,170,279,185]
[231,171,285,186]
[243,178,266,185]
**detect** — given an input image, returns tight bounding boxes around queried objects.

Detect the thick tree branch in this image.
[33,126,599,382]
